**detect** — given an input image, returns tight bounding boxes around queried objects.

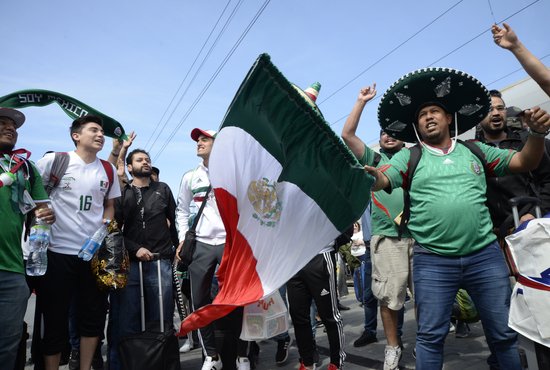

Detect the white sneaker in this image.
[201,355,223,370]
[383,345,402,370]
[179,340,191,353]
[449,322,456,333]
[236,356,251,370]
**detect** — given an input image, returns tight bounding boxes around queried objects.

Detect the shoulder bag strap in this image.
[189,185,212,232]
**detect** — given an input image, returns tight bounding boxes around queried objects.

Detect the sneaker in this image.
[455,321,470,338]
[353,331,378,347]
[68,349,79,370]
[328,364,339,370]
[275,337,292,364]
[449,322,456,333]
[383,345,402,370]
[201,355,223,370]
[236,356,251,370]
[179,341,192,353]
[299,361,316,370]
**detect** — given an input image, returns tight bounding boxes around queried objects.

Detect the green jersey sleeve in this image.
[358,144,379,166]
[475,141,515,177]
[381,148,411,190]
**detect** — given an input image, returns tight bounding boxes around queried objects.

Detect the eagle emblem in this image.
[247,178,282,227]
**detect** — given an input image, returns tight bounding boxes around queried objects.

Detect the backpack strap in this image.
[398,144,422,239]
[458,139,487,169]
[100,159,114,196]
[44,152,70,195]
[399,140,488,239]
[372,152,382,167]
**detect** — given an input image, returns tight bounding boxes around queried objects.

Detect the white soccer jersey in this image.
[36,151,121,255]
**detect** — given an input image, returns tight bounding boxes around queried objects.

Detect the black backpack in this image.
[397,139,488,239]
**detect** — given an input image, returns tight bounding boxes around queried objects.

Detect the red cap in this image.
[190,128,217,141]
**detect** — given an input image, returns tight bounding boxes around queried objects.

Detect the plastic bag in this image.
[452,289,479,323]
[240,290,289,340]
[91,221,129,290]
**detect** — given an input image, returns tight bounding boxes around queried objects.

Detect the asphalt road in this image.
[23,291,497,369]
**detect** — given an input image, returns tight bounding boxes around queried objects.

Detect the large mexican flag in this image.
[179,54,372,335]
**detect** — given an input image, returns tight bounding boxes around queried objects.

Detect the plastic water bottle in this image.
[78,220,111,261]
[26,218,50,276]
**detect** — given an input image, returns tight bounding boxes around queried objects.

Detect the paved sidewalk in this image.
[175,295,492,370]
[24,294,493,369]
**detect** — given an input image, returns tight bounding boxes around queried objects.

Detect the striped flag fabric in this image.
[179,53,372,335]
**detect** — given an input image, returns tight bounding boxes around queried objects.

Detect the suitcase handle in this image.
[509,196,542,228]
[138,258,165,333]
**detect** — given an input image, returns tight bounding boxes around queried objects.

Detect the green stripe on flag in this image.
[0,89,127,140]
[219,54,372,231]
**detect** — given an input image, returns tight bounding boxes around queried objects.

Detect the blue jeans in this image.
[0,271,29,370]
[360,252,378,336]
[108,259,174,370]
[414,241,520,370]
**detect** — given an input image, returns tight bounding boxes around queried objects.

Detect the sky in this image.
[2,0,549,193]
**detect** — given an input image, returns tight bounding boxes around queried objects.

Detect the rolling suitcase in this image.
[118,255,180,370]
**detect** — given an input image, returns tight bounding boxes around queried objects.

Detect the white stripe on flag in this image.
[210,126,340,295]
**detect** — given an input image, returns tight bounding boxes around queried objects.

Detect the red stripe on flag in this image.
[179,187,264,336]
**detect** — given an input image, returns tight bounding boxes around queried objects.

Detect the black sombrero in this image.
[377,67,490,143]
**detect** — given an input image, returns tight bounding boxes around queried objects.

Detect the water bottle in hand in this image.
[78,219,111,261]
[26,218,50,276]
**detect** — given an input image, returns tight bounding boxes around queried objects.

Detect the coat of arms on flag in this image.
[179,53,373,335]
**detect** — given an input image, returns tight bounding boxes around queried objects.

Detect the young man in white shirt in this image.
[176,128,251,370]
[36,115,121,370]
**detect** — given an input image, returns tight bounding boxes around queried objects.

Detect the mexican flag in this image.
[179,54,372,335]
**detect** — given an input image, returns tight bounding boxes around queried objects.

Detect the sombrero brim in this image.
[377,67,490,143]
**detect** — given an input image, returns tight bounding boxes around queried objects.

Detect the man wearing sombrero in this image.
[365,67,550,369]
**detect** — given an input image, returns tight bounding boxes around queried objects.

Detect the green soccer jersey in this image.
[0,162,48,274]
[359,145,409,238]
[383,141,514,256]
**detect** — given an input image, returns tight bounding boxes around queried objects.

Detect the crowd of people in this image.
[1,22,549,370]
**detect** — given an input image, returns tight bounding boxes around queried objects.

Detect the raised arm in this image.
[341,83,377,159]
[113,131,136,187]
[492,23,550,97]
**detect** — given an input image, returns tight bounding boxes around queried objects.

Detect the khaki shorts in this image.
[370,235,414,311]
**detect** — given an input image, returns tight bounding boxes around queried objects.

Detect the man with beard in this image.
[108,148,179,370]
[477,90,550,236]
[0,108,53,370]
[341,84,411,370]
[365,67,550,370]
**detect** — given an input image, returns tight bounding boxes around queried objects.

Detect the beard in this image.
[481,122,505,136]
[131,168,152,178]
[0,142,15,152]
